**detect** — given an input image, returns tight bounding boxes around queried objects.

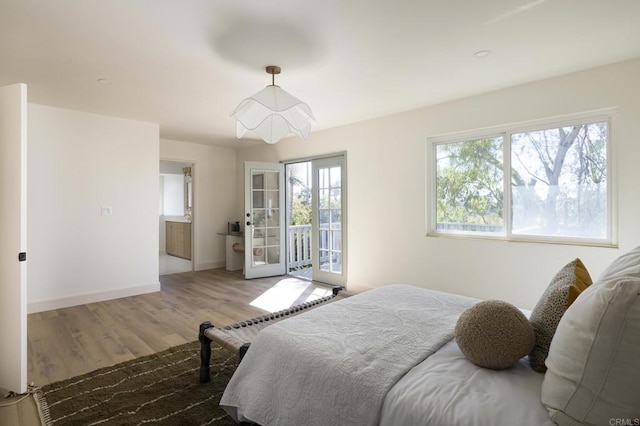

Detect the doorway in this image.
[159,160,193,275]
[285,155,347,286]
[285,161,313,279]
[243,154,347,286]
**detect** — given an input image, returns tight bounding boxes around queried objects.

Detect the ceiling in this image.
[1,0,639,149]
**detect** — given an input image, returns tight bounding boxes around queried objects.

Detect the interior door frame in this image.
[0,83,28,394]
[159,158,196,273]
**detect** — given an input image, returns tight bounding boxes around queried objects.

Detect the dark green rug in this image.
[35,341,237,425]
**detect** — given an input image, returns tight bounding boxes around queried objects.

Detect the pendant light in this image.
[231,66,314,144]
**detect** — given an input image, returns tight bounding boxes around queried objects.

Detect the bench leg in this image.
[199,321,214,383]
[239,342,251,362]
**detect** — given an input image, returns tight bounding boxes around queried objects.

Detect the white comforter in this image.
[380,339,555,426]
[220,285,478,426]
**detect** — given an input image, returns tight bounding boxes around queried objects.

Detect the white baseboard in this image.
[195,261,225,271]
[27,282,161,314]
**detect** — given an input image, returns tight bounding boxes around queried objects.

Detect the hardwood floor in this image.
[27,268,329,387]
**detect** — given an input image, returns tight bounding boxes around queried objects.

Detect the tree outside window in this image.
[432,118,609,243]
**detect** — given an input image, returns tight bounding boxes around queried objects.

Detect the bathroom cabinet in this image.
[166,221,191,260]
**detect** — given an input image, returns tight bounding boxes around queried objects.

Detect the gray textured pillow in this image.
[528,258,592,372]
[455,300,535,370]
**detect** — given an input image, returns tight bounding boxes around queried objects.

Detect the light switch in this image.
[101,206,113,216]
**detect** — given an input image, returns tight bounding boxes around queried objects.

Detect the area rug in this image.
[35,341,237,426]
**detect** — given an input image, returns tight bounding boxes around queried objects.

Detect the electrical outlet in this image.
[101,206,113,216]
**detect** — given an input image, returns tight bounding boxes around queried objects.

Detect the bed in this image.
[211,285,554,425]
[200,247,640,426]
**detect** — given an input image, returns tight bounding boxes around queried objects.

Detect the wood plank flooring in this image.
[27,268,329,387]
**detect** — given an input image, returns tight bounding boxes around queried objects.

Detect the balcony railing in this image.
[287,225,312,269]
[287,224,343,273]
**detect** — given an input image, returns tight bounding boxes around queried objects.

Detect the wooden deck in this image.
[289,266,313,280]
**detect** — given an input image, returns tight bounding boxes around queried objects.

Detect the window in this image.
[430,114,612,244]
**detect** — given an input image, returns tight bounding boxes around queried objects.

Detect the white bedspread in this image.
[220,285,478,426]
[380,339,555,426]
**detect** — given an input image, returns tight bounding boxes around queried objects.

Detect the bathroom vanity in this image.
[166,220,192,260]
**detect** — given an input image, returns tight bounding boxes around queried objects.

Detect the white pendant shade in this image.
[232,83,314,144]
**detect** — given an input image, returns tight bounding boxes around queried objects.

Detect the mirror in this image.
[183,167,193,216]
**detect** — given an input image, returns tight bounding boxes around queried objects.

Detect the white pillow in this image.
[541,248,640,425]
[596,245,640,282]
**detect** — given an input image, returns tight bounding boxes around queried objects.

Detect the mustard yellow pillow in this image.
[528,258,591,372]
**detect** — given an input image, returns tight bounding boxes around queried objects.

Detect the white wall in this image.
[27,104,160,313]
[160,138,237,270]
[236,58,640,309]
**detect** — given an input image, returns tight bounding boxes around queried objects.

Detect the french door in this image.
[244,157,347,286]
[311,156,347,286]
[244,162,286,279]
[0,83,28,394]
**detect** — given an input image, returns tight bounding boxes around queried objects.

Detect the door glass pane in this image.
[330,210,341,224]
[252,224,266,266]
[266,227,279,246]
[319,249,330,271]
[266,209,280,227]
[252,172,265,189]
[332,252,342,273]
[319,229,329,250]
[253,247,266,265]
[250,168,281,268]
[252,191,264,209]
[331,230,342,251]
[252,210,265,226]
[319,168,329,189]
[330,189,341,209]
[316,164,343,277]
[266,191,279,210]
[319,209,329,225]
[266,172,279,190]
[252,227,265,248]
[266,247,280,264]
[330,167,341,187]
[319,189,329,209]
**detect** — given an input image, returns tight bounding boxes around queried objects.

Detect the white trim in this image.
[194,261,225,271]
[27,283,161,314]
[428,107,618,143]
[607,113,618,246]
[281,151,348,165]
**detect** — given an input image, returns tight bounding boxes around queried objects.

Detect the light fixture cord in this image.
[271,71,275,86]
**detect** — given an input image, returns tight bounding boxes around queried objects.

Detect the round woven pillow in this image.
[455,300,535,370]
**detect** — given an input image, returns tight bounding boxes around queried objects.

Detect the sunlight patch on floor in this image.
[306,287,332,301]
[250,278,331,312]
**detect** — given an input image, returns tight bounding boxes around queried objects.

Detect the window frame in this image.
[427,110,617,247]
